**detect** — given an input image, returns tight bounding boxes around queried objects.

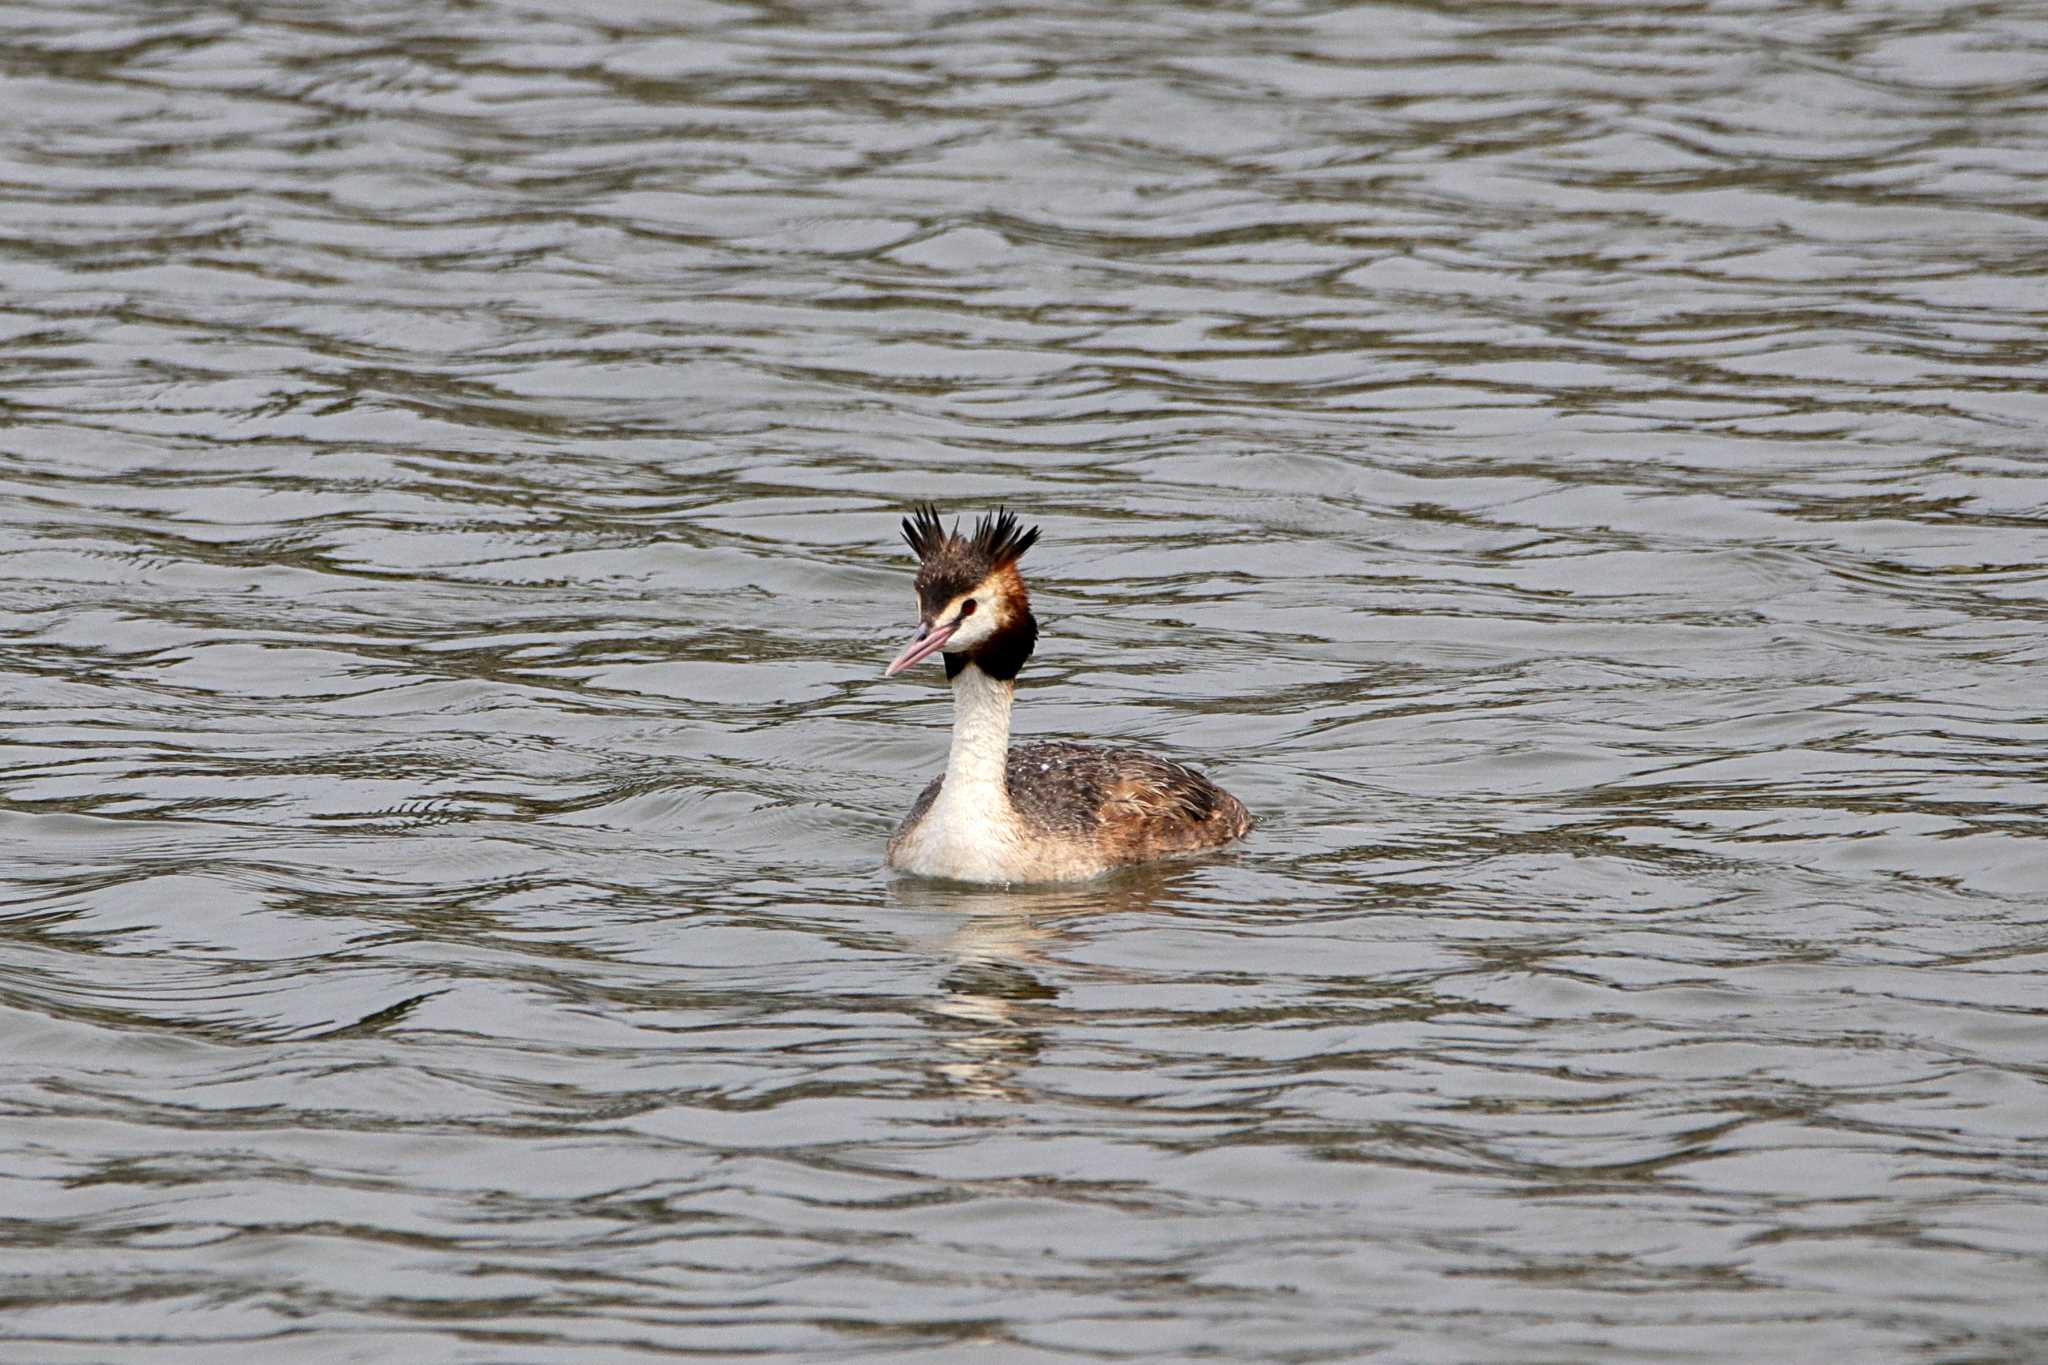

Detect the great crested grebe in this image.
[883,505,1252,884]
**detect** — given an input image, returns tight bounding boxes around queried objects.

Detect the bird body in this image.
[882,506,1251,885]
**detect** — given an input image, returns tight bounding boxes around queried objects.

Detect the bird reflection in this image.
[888,864,1198,1099]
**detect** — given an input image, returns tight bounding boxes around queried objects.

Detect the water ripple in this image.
[3,0,2048,1359]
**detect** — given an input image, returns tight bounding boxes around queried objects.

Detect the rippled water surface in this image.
[5,1,2048,1359]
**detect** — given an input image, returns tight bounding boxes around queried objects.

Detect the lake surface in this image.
[3,1,2047,1360]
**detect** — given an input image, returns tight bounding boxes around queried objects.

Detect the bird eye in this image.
[959,599,977,618]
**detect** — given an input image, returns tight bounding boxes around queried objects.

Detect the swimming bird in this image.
[883,505,1251,884]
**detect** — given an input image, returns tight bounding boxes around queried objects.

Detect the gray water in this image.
[4,1,2047,1360]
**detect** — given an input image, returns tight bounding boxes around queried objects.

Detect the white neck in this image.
[940,663,1014,812]
[888,660,1044,883]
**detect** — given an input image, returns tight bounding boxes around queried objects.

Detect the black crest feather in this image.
[968,508,1039,568]
[901,504,951,563]
[900,504,1040,576]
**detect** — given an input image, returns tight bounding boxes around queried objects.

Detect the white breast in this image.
[889,792,1033,882]
[886,663,1112,884]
